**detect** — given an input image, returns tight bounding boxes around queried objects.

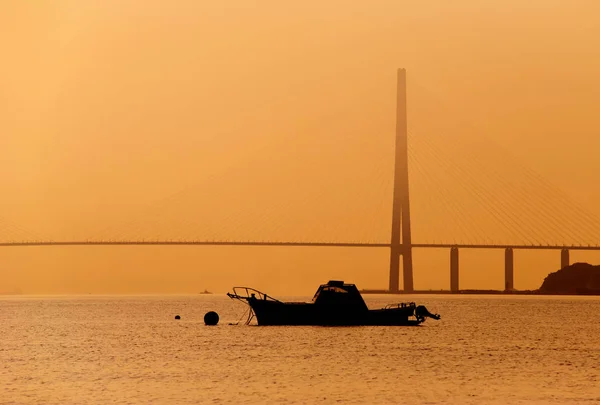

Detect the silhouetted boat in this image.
[227,280,440,326]
[199,289,212,294]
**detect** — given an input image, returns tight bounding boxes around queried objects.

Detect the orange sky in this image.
[1,1,600,294]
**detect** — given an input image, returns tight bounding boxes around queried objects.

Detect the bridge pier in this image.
[561,248,570,269]
[389,248,400,293]
[450,247,459,292]
[504,248,514,291]
[389,244,413,293]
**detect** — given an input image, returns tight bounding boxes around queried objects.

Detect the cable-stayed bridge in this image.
[2,69,600,293]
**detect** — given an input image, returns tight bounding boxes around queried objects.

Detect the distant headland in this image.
[538,262,600,295]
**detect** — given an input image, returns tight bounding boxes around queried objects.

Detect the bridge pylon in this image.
[389,68,414,293]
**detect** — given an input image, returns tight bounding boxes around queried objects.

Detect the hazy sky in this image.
[2,1,600,294]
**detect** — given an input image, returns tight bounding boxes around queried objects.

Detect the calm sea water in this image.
[1,294,599,404]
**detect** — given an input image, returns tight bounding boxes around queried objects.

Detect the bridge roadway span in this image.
[1,241,600,250]
[3,241,599,292]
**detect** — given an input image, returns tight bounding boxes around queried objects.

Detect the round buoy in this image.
[204,311,219,326]
[175,315,181,320]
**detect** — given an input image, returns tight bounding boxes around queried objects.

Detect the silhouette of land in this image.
[539,262,600,295]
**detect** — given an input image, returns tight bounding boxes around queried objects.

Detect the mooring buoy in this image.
[204,311,219,325]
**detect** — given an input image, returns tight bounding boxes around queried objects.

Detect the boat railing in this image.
[384,302,417,310]
[227,287,282,303]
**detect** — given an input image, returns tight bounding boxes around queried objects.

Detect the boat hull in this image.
[248,299,421,326]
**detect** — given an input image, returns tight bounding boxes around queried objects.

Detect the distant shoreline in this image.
[360,289,600,296]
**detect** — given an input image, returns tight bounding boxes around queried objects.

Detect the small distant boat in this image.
[0,289,22,295]
[227,280,440,326]
[199,289,212,295]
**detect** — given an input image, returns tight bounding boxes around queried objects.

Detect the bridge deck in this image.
[1,241,599,250]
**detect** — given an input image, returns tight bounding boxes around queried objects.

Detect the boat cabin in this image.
[311,280,369,311]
